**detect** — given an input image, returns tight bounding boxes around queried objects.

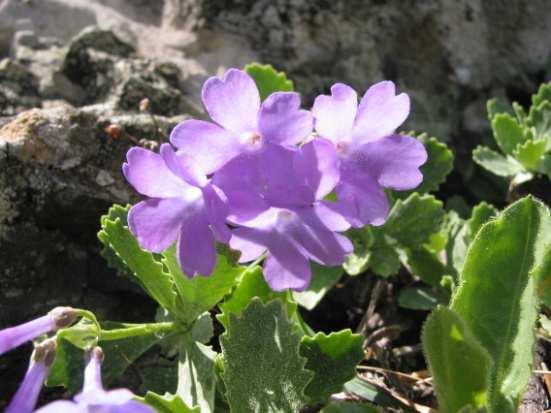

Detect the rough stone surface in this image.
[0,0,550,408]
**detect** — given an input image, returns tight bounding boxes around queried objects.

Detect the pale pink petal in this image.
[352,81,410,143]
[201,69,260,134]
[258,92,313,145]
[312,83,357,144]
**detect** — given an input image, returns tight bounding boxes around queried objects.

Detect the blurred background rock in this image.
[0,0,550,407]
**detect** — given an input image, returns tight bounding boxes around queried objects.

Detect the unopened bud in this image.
[33,339,57,368]
[49,307,78,330]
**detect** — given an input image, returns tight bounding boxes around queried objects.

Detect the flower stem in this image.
[99,322,178,341]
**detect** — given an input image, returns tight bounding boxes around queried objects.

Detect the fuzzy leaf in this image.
[244,63,294,100]
[473,146,524,177]
[527,101,551,143]
[143,392,200,413]
[385,193,445,247]
[451,197,551,413]
[422,306,492,413]
[162,245,244,324]
[368,243,401,277]
[532,83,551,107]
[300,330,364,403]
[514,139,547,170]
[467,202,498,241]
[491,113,525,155]
[177,334,217,413]
[98,205,180,317]
[221,298,313,412]
[217,266,296,329]
[293,264,343,310]
[487,98,512,119]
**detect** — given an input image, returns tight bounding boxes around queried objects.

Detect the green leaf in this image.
[422,306,491,413]
[405,134,453,194]
[451,197,551,413]
[98,205,180,317]
[467,202,498,241]
[368,243,401,277]
[221,298,313,412]
[343,227,374,276]
[491,113,526,155]
[191,312,214,344]
[321,401,381,413]
[487,98,512,119]
[404,246,446,287]
[514,139,547,170]
[47,321,172,392]
[473,146,524,177]
[162,245,243,324]
[527,100,551,143]
[300,330,364,403]
[343,377,417,412]
[398,286,440,310]
[217,266,296,329]
[293,263,343,310]
[177,334,217,413]
[385,193,445,247]
[532,83,551,107]
[244,63,294,100]
[143,392,200,413]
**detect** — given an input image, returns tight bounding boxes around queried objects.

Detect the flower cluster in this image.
[123,69,427,291]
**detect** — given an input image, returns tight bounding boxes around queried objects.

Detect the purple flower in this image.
[169,68,313,174]
[312,81,427,227]
[6,339,56,413]
[123,143,230,276]
[35,347,154,413]
[0,307,77,356]
[215,139,353,291]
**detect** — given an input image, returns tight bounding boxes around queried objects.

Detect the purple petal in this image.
[123,147,184,198]
[113,400,156,413]
[128,198,190,253]
[312,202,351,232]
[336,168,390,227]
[352,81,410,143]
[258,92,313,145]
[0,315,54,356]
[351,134,427,190]
[201,69,260,134]
[160,143,207,188]
[292,208,353,266]
[229,227,267,263]
[293,138,340,200]
[202,183,231,243]
[177,214,216,277]
[312,83,357,144]
[169,120,242,174]
[263,240,311,291]
[6,357,49,413]
[260,144,315,207]
[80,347,104,395]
